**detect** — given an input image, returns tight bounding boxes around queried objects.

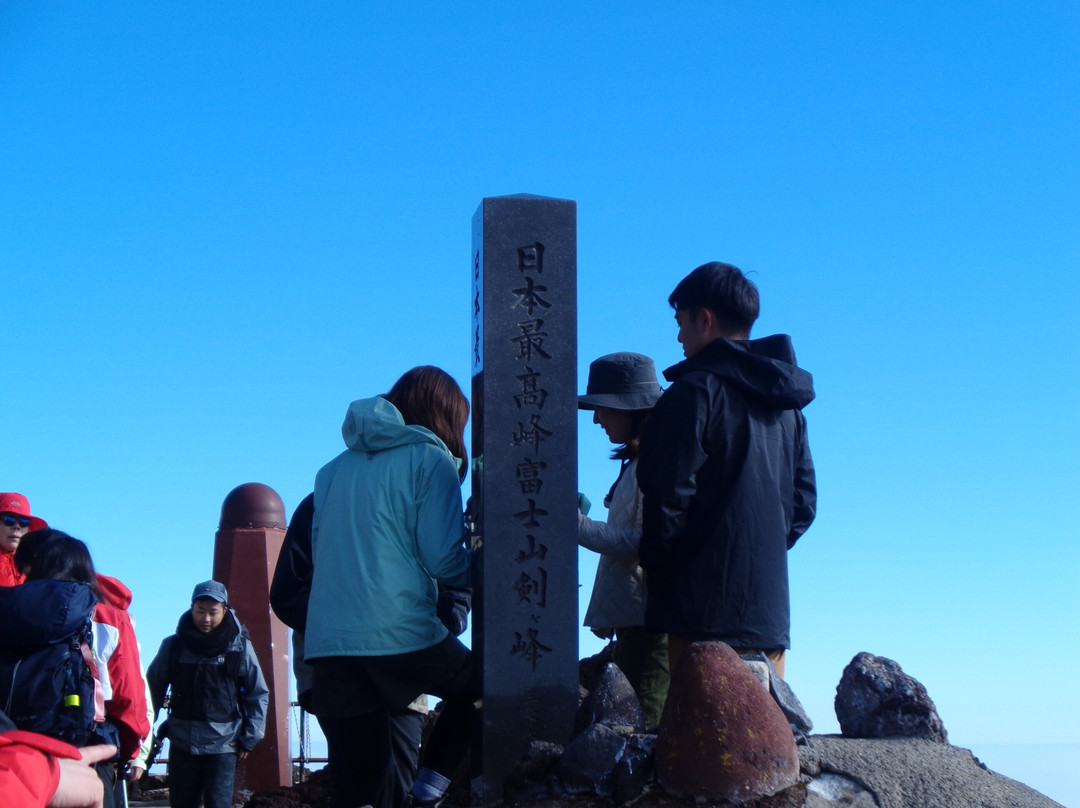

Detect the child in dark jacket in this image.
[147,581,269,808]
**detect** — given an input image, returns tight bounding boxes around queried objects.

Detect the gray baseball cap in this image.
[191,580,228,603]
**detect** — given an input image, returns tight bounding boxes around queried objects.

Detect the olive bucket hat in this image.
[578,352,663,411]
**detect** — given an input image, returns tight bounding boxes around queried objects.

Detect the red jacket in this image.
[0,551,24,587]
[0,728,79,808]
[93,574,150,760]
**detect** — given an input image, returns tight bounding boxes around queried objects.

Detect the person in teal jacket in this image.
[305,366,474,808]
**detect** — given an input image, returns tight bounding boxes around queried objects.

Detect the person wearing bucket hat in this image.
[577,352,670,729]
[0,492,48,587]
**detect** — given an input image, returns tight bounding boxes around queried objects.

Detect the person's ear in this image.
[697,307,717,334]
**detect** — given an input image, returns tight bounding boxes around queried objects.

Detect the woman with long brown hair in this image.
[304,366,473,808]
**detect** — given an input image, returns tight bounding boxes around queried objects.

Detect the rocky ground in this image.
[132,738,1062,808]
[130,649,1065,808]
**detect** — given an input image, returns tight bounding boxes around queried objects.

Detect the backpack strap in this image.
[77,638,106,724]
[163,636,183,713]
[224,647,244,679]
[229,628,250,716]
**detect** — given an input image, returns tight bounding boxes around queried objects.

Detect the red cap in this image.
[0,493,48,531]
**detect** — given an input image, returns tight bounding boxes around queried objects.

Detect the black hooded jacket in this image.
[636,334,816,649]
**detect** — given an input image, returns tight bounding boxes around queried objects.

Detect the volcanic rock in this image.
[800,735,1064,808]
[572,662,645,739]
[741,651,814,740]
[578,643,616,695]
[835,652,947,742]
[609,731,655,804]
[559,723,627,798]
[655,641,799,802]
[503,740,565,804]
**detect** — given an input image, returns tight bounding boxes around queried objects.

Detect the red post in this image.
[212,483,292,795]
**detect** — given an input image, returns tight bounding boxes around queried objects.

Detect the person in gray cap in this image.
[578,352,670,729]
[146,580,269,808]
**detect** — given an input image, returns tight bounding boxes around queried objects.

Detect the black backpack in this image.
[0,580,116,747]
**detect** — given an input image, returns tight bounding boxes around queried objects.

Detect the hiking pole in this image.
[119,764,130,808]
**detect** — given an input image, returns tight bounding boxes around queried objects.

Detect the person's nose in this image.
[593,411,601,425]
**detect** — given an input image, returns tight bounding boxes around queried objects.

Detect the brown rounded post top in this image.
[219,483,287,530]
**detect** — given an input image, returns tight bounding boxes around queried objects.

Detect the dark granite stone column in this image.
[470,194,578,804]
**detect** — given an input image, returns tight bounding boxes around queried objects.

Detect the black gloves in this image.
[436,587,472,636]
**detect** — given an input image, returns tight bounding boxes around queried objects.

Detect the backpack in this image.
[0,580,116,747]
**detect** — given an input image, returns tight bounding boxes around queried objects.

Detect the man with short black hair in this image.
[637,262,816,678]
[147,581,268,808]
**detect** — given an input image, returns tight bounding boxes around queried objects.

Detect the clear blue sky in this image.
[3,3,1077,803]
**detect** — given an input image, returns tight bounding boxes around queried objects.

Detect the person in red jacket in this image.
[0,492,47,587]
[1,705,117,808]
[92,573,152,766]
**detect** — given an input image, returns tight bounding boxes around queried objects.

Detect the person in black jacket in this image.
[637,262,816,679]
[146,582,269,808]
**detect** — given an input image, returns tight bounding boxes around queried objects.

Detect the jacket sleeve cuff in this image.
[0,729,82,760]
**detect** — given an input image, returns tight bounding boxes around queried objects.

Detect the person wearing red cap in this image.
[0,492,47,587]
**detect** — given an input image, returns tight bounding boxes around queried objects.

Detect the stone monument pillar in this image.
[471,194,578,804]
[212,483,291,794]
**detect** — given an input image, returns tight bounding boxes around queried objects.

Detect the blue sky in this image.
[3,3,1077,803]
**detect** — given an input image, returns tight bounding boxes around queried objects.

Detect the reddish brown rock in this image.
[655,641,799,802]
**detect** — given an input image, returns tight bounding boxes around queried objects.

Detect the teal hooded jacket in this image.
[305,396,471,658]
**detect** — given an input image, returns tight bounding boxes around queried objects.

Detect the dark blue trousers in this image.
[167,748,237,808]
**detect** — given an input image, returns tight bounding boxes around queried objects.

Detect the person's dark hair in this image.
[13,528,48,574]
[612,410,652,461]
[668,262,760,337]
[18,528,103,602]
[384,366,470,480]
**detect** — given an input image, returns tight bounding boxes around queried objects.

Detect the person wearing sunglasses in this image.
[0,492,48,586]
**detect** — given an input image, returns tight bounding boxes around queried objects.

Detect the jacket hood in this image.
[341,396,453,456]
[664,335,815,410]
[97,573,132,611]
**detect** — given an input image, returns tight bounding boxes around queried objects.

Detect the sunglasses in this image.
[1,515,31,528]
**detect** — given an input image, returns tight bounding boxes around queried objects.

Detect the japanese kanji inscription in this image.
[470,195,578,804]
